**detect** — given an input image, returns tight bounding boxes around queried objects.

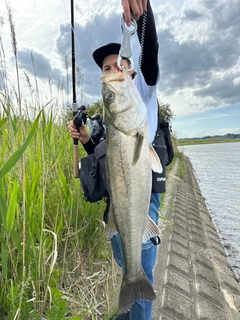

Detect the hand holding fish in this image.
[121,0,147,26]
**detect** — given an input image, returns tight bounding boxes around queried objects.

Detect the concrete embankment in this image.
[153,156,240,320]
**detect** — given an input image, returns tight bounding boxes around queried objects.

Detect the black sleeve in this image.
[82,139,95,155]
[137,0,159,86]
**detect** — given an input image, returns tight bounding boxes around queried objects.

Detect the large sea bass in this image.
[101,68,162,314]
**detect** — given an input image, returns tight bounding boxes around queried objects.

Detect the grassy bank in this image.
[178,138,240,146]
[0,104,119,320]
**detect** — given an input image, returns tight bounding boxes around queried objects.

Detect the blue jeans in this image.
[110,193,160,320]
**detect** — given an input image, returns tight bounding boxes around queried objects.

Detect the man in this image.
[68,0,160,319]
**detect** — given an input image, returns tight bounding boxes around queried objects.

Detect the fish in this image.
[101,68,162,314]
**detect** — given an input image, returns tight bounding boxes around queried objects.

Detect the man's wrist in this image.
[80,136,91,145]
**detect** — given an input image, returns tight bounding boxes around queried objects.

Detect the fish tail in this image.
[118,271,156,314]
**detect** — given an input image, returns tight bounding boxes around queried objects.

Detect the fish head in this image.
[101,68,147,135]
[101,68,133,115]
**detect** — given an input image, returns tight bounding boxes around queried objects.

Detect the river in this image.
[179,142,240,281]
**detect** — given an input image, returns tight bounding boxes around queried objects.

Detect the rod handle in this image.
[74,144,79,178]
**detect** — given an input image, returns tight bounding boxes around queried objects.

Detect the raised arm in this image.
[137,0,159,86]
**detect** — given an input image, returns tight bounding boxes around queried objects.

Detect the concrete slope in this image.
[153,156,240,320]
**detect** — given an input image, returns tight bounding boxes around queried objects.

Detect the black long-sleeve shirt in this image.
[137,0,159,86]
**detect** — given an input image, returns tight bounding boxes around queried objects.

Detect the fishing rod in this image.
[70,0,79,178]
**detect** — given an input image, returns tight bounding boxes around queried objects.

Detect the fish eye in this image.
[105,92,114,100]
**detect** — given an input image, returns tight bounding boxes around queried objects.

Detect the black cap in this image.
[93,42,121,69]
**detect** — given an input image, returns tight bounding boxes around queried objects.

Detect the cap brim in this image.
[93,43,121,69]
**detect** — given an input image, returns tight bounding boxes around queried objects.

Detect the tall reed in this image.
[0,100,117,319]
[0,5,118,318]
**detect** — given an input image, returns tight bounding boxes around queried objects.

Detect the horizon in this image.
[178,133,240,140]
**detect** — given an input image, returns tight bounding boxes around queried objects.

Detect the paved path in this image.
[153,156,240,320]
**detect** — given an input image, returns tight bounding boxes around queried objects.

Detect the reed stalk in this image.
[6,2,22,118]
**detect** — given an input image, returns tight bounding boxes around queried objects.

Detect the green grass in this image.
[0,104,115,319]
[178,138,240,146]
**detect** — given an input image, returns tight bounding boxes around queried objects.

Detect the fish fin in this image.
[118,270,156,314]
[149,144,163,173]
[142,216,161,243]
[106,204,118,238]
[132,132,144,166]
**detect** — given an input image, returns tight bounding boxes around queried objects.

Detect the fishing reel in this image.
[73,105,105,144]
[87,114,105,144]
[73,105,87,128]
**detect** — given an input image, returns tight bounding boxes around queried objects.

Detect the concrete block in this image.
[162,288,194,319]
[165,269,192,299]
[197,296,227,320]
[168,253,191,279]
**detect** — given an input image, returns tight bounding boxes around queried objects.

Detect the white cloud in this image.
[1,0,240,137]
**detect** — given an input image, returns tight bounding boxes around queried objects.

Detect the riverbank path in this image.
[153,156,240,320]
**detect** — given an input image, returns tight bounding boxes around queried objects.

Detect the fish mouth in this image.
[101,73,126,84]
[101,68,129,84]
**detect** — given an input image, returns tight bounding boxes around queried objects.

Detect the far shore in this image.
[177,138,240,146]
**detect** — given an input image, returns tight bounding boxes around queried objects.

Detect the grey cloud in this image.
[158,0,240,109]
[55,12,131,100]
[183,9,204,20]
[205,0,240,33]
[53,1,240,109]
[195,73,240,105]
[55,12,122,68]
[17,48,63,96]
[159,30,216,91]
[18,48,59,79]
[159,29,238,86]
[55,23,71,58]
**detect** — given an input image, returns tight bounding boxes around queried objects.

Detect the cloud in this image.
[183,9,204,20]
[157,0,240,114]
[2,0,239,138]
[210,0,240,34]
[158,30,216,90]
[54,12,130,101]
[195,73,240,105]
[172,104,240,138]
[53,0,240,112]
[18,48,58,79]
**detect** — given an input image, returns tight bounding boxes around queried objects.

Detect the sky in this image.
[1,0,240,138]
